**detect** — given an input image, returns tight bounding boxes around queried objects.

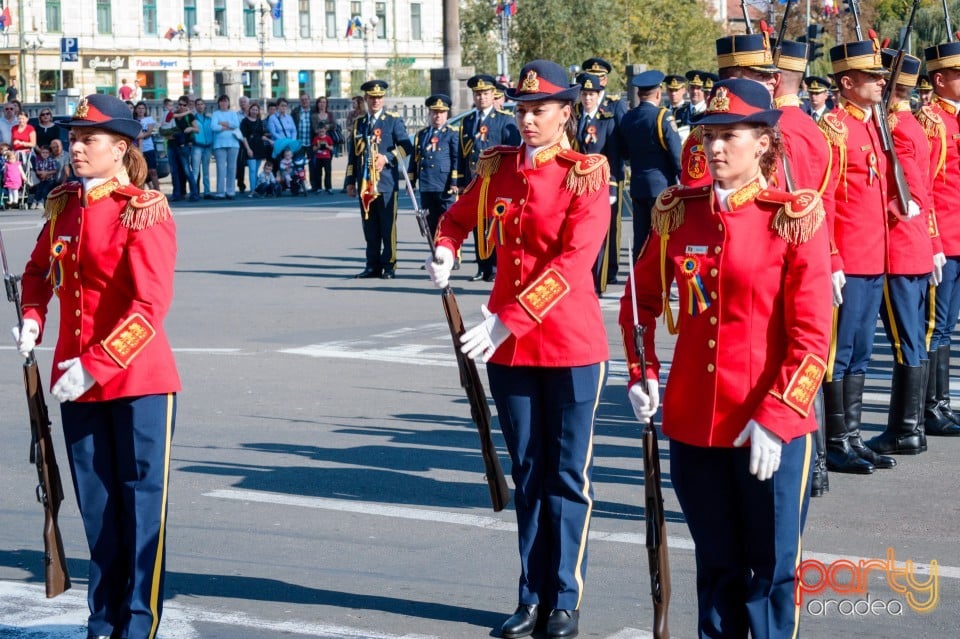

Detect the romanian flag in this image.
[495,1,517,16]
[164,27,178,40]
[0,7,12,30]
[345,16,362,38]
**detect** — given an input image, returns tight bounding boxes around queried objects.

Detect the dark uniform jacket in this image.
[574,110,623,199]
[619,101,683,199]
[345,110,414,194]
[457,108,520,188]
[411,124,459,193]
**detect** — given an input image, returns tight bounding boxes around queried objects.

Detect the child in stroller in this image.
[1,149,29,209]
[278,148,308,196]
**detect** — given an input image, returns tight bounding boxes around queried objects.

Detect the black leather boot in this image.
[932,345,960,436]
[845,373,896,468]
[917,357,930,451]
[811,390,829,497]
[824,379,874,474]
[501,604,539,639]
[867,364,925,454]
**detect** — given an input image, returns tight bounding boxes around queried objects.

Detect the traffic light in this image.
[806,24,825,62]
[807,24,824,41]
[809,40,825,61]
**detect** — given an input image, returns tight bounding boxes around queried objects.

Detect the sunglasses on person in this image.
[40,111,52,116]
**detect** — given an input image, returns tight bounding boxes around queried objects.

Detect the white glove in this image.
[628,378,660,422]
[831,270,846,307]
[460,304,511,363]
[11,318,40,358]
[932,252,946,287]
[906,200,921,219]
[609,195,617,205]
[51,358,96,403]
[733,419,783,481]
[425,246,455,289]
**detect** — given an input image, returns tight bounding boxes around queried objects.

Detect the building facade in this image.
[0,0,443,104]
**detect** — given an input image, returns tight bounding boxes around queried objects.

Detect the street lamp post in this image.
[246,0,279,102]
[24,34,43,102]
[363,16,379,81]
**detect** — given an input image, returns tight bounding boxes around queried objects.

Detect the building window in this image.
[375,2,386,39]
[244,6,256,37]
[40,70,73,101]
[142,0,156,35]
[96,0,112,34]
[214,0,227,36]
[299,0,310,38]
[350,0,361,37]
[183,0,197,34]
[410,3,421,41]
[46,0,62,32]
[325,0,336,38]
[273,9,283,38]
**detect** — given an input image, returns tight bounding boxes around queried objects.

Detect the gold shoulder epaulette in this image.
[757,188,825,244]
[652,185,710,236]
[475,145,516,177]
[43,182,79,221]
[386,110,400,117]
[118,188,172,231]
[558,150,609,195]
[496,108,514,116]
[888,112,899,132]
[916,104,945,139]
[818,112,847,147]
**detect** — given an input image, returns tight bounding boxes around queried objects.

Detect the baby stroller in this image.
[0,150,32,210]
[289,153,308,196]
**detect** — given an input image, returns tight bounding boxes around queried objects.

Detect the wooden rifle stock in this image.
[635,326,671,639]
[0,228,71,598]
[399,160,510,512]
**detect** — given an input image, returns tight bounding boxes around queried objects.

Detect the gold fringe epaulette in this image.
[117,187,172,230]
[757,188,825,245]
[475,146,514,178]
[888,112,898,132]
[818,112,847,147]
[559,150,609,195]
[917,105,947,180]
[43,182,80,221]
[651,185,709,236]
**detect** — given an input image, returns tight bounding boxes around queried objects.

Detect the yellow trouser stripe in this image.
[826,306,839,381]
[390,194,398,266]
[791,433,813,639]
[925,284,937,351]
[148,393,175,639]
[573,361,607,609]
[882,279,904,364]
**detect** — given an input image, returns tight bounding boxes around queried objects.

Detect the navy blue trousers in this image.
[360,191,398,271]
[671,434,813,639]
[881,275,929,366]
[631,196,656,261]
[830,274,884,380]
[61,394,177,639]
[487,362,607,611]
[929,257,960,350]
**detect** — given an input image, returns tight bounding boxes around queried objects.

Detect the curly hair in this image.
[756,126,782,182]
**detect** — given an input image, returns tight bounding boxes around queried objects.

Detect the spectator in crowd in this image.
[210,94,241,199]
[124,100,135,114]
[312,124,334,194]
[240,102,270,195]
[311,96,338,188]
[5,81,17,102]
[236,95,251,192]
[266,101,278,119]
[255,159,281,197]
[11,111,36,156]
[133,101,161,191]
[266,98,297,161]
[118,78,134,101]
[0,102,17,145]
[35,108,63,148]
[172,96,201,201]
[342,95,365,191]
[2,149,27,206]
[293,93,314,186]
[132,77,143,101]
[191,98,214,199]
[48,138,70,182]
[277,148,295,191]
[29,145,58,206]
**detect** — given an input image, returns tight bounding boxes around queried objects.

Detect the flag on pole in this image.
[345,15,362,37]
[164,26,178,40]
[496,1,517,16]
[0,7,12,30]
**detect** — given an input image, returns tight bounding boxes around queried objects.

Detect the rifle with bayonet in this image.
[774,0,798,192]
[741,0,754,34]
[944,0,955,42]
[0,229,71,598]
[400,161,510,512]
[628,239,670,639]
[776,0,795,48]
[848,0,914,221]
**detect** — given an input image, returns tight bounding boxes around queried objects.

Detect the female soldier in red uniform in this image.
[426,60,610,639]
[621,79,832,639]
[14,94,180,639]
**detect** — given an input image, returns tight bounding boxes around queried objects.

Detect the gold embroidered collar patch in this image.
[727,175,764,210]
[85,170,131,204]
[934,95,958,116]
[533,143,562,168]
[842,100,869,121]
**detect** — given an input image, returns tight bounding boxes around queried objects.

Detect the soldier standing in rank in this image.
[618,70,682,256]
[819,38,905,474]
[345,79,414,280]
[457,74,521,282]
[771,38,839,496]
[673,70,709,129]
[494,81,514,115]
[410,94,459,239]
[803,76,833,122]
[909,42,960,439]
[866,50,945,457]
[916,74,934,107]
[580,57,628,124]
[664,74,687,117]
[574,72,624,293]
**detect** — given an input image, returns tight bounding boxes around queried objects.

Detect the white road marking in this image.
[0,582,437,639]
[603,630,655,639]
[205,488,960,580]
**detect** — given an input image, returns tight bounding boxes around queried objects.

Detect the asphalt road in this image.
[0,187,957,639]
